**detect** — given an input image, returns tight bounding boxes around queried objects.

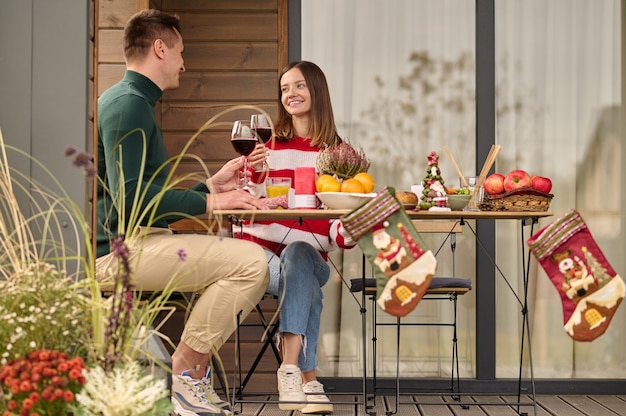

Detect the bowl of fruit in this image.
[315,172,376,209]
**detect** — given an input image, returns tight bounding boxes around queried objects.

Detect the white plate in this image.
[316,192,376,209]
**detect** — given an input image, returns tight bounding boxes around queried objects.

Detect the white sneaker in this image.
[300,380,333,414]
[198,368,232,414]
[277,364,306,410]
[172,370,232,416]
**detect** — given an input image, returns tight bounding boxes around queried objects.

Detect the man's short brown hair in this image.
[123,9,181,62]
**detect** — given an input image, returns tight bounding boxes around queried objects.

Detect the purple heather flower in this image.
[111,235,130,259]
[64,145,77,157]
[177,249,187,262]
[64,145,97,178]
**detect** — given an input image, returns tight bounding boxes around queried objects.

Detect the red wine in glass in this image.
[250,114,272,143]
[230,138,257,156]
[253,127,272,143]
[231,120,256,188]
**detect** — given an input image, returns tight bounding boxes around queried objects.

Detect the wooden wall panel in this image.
[97,64,126,95]
[95,0,288,205]
[183,42,278,71]
[180,14,278,41]
[166,73,278,102]
[160,103,278,131]
[98,30,124,63]
[161,0,277,12]
[98,0,136,28]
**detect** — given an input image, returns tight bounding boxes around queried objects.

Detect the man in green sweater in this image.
[96,9,269,416]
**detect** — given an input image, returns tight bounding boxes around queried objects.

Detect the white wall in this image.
[0,0,89,244]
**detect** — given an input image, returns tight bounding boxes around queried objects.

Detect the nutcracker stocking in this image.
[527,209,625,342]
[342,187,437,317]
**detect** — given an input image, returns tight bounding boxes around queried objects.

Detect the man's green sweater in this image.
[96,70,207,258]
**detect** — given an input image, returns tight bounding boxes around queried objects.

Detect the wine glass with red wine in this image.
[250,114,272,143]
[250,114,272,184]
[231,120,256,188]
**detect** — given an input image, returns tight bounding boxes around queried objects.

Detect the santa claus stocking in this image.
[527,209,625,342]
[342,187,437,317]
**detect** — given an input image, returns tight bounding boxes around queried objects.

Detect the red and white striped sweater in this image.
[235,136,354,259]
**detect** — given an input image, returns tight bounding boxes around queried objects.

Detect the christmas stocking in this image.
[342,187,437,317]
[527,209,625,342]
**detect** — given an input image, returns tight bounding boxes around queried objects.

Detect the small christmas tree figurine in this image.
[584,246,612,287]
[419,151,450,211]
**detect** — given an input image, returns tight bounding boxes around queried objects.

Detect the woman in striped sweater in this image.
[237,61,355,414]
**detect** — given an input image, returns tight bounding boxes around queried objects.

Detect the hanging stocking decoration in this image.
[527,209,625,341]
[342,187,436,317]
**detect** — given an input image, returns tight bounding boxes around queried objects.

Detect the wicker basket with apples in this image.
[480,169,553,212]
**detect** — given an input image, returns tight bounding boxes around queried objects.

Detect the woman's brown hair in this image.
[274,61,341,147]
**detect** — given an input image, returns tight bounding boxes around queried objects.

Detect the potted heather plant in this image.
[316,140,371,181]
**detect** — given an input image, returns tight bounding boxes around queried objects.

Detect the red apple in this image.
[483,173,505,195]
[531,175,552,193]
[503,169,532,191]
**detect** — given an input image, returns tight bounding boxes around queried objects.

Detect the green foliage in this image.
[0,104,271,413]
[0,263,90,363]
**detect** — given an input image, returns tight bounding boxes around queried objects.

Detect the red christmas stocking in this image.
[342,187,437,317]
[527,209,625,342]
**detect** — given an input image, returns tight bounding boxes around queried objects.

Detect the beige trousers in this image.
[96,226,269,354]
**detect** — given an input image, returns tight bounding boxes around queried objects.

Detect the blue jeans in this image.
[265,241,330,373]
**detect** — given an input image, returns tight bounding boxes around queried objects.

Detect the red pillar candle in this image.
[294,166,317,208]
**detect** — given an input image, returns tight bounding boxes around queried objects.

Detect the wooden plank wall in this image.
[96,0,288,180]
[94,0,289,391]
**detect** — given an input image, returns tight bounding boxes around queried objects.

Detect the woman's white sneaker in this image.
[300,380,333,414]
[277,364,306,410]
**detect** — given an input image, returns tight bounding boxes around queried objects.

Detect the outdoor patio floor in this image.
[229,393,626,415]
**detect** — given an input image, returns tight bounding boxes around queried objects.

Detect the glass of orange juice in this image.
[266,177,292,198]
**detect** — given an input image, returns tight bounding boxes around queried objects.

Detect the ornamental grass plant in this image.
[0,105,273,415]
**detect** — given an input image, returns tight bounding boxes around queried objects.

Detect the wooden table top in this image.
[170,208,553,233]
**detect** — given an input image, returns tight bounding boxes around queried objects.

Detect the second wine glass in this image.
[250,114,272,143]
[250,114,272,184]
[230,120,257,188]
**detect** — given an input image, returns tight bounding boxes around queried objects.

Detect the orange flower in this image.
[68,368,81,380]
[54,388,64,399]
[19,380,32,392]
[0,349,87,415]
[63,390,74,402]
[21,397,34,410]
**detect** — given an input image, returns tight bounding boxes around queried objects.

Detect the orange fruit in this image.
[316,174,336,192]
[316,174,341,192]
[353,172,375,193]
[320,179,341,192]
[341,178,366,193]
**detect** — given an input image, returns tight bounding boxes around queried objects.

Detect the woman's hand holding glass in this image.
[248,144,269,184]
[250,114,272,184]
